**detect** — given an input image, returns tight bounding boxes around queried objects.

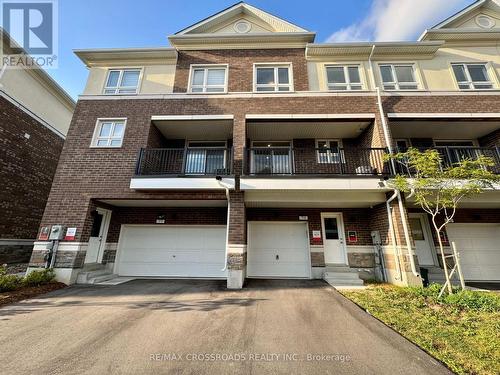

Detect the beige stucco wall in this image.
[82,64,176,96]
[1,67,74,135]
[307,44,500,92]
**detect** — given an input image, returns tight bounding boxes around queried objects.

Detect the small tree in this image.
[387,148,499,294]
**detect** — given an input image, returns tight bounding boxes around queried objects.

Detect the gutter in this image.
[370,44,420,279]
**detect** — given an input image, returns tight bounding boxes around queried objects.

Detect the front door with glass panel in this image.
[321,213,347,264]
[251,141,292,174]
[408,214,435,266]
[185,141,227,175]
[85,208,112,264]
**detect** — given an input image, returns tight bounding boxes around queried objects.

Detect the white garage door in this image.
[446,223,500,281]
[116,226,227,278]
[247,222,310,278]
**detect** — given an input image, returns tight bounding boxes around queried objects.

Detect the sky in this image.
[35,0,474,99]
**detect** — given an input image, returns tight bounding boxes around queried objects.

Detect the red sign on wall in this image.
[64,227,77,241]
[348,231,358,243]
[38,226,49,241]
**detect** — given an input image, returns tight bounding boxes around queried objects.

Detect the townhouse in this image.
[0,29,75,265]
[29,1,500,287]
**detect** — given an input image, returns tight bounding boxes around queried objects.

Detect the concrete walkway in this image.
[0,279,451,375]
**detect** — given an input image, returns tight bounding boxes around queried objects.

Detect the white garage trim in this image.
[446,223,500,282]
[247,221,312,279]
[114,224,227,279]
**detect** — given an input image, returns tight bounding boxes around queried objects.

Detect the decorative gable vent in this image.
[234,20,252,33]
[475,14,496,28]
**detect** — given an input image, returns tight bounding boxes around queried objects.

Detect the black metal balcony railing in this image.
[394,146,500,175]
[135,148,232,176]
[244,147,391,175]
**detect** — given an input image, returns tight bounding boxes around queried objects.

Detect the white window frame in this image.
[91,118,127,148]
[253,63,294,92]
[379,63,419,91]
[103,69,142,95]
[325,65,363,91]
[188,64,228,94]
[451,63,495,90]
[315,139,343,164]
[184,140,228,175]
[250,140,292,174]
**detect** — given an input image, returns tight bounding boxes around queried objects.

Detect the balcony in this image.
[135,147,233,176]
[244,147,391,176]
[394,146,500,175]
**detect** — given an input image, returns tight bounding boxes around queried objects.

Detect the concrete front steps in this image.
[76,263,117,284]
[323,265,365,289]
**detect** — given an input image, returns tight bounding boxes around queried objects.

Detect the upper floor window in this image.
[326,66,362,91]
[316,139,343,164]
[254,64,292,92]
[91,119,126,148]
[189,65,228,93]
[104,69,141,95]
[452,63,494,90]
[380,64,418,90]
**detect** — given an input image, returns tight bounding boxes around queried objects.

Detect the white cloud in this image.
[326,0,471,42]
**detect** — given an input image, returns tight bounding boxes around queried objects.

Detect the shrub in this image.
[0,274,22,292]
[22,268,55,287]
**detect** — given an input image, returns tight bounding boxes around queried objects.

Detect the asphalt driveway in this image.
[0,279,451,375]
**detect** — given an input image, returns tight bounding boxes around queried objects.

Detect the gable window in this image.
[380,64,418,90]
[452,63,494,90]
[254,65,292,92]
[104,69,141,94]
[316,140,343,164]
[189,66,228,93]
[91,119,126,148]
[326,66,362,91]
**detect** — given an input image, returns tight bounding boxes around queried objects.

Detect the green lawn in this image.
[341,284,500,375]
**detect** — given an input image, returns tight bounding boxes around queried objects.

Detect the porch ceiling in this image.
[246,120,372,140]
[406,192,500,209]
[390,119,500,140]
[244,190,387,208]
[98,199,227,207]
[153,119,233,140]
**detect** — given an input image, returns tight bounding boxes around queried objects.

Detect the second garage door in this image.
[446,223,500,281]
[247,222,311,278]
[116,225,227,278]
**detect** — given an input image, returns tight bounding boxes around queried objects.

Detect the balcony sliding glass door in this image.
[251,141,292,174]
[185,141,227,175]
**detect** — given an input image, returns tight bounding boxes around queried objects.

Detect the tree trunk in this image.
[432,217,453,294]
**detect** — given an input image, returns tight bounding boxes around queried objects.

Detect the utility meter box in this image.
[49,225,66,240]
[371,230,382,245]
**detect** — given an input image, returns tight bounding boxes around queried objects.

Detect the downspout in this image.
[0,63,7,89]
[370,44,420,278]
[386,190,402,280]
[217,177,231,272]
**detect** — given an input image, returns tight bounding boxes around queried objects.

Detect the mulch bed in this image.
[0,282,67,307]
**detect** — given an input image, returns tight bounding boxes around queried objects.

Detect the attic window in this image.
[475,15,495,29]
[234,20,251,33]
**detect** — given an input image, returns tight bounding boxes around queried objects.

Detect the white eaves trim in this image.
[240,178,386,191]
[432,0,486,30]
[130,178,236,190]
[245,114,375,120]
[387,112,500,119]
[151,115,234,121]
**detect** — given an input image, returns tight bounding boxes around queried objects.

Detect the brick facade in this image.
[0,96,64,263]
[173,49,309,93]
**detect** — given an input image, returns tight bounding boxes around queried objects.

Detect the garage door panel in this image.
[446,224,500,281]
[247,222,310,278]
[117,226,226,278]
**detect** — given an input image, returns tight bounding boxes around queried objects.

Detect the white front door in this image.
[321,213,347,264]
[85,208,112,264]
[409,214,435,266]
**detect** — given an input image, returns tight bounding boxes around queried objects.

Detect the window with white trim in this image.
[189,66,227,93]
[326,66,362,91]
[452,63,494,90]
[255,65,292,92]
[104,69,141,94]
[380,64,418,90]
[92,120,126,147]
[316,140,343,164]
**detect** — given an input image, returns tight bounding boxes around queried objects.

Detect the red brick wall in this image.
[173,49,309,93]
[479,129,500,147]
[0,96,64,240]
[106,207,227,243]
[246,208,373,246]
